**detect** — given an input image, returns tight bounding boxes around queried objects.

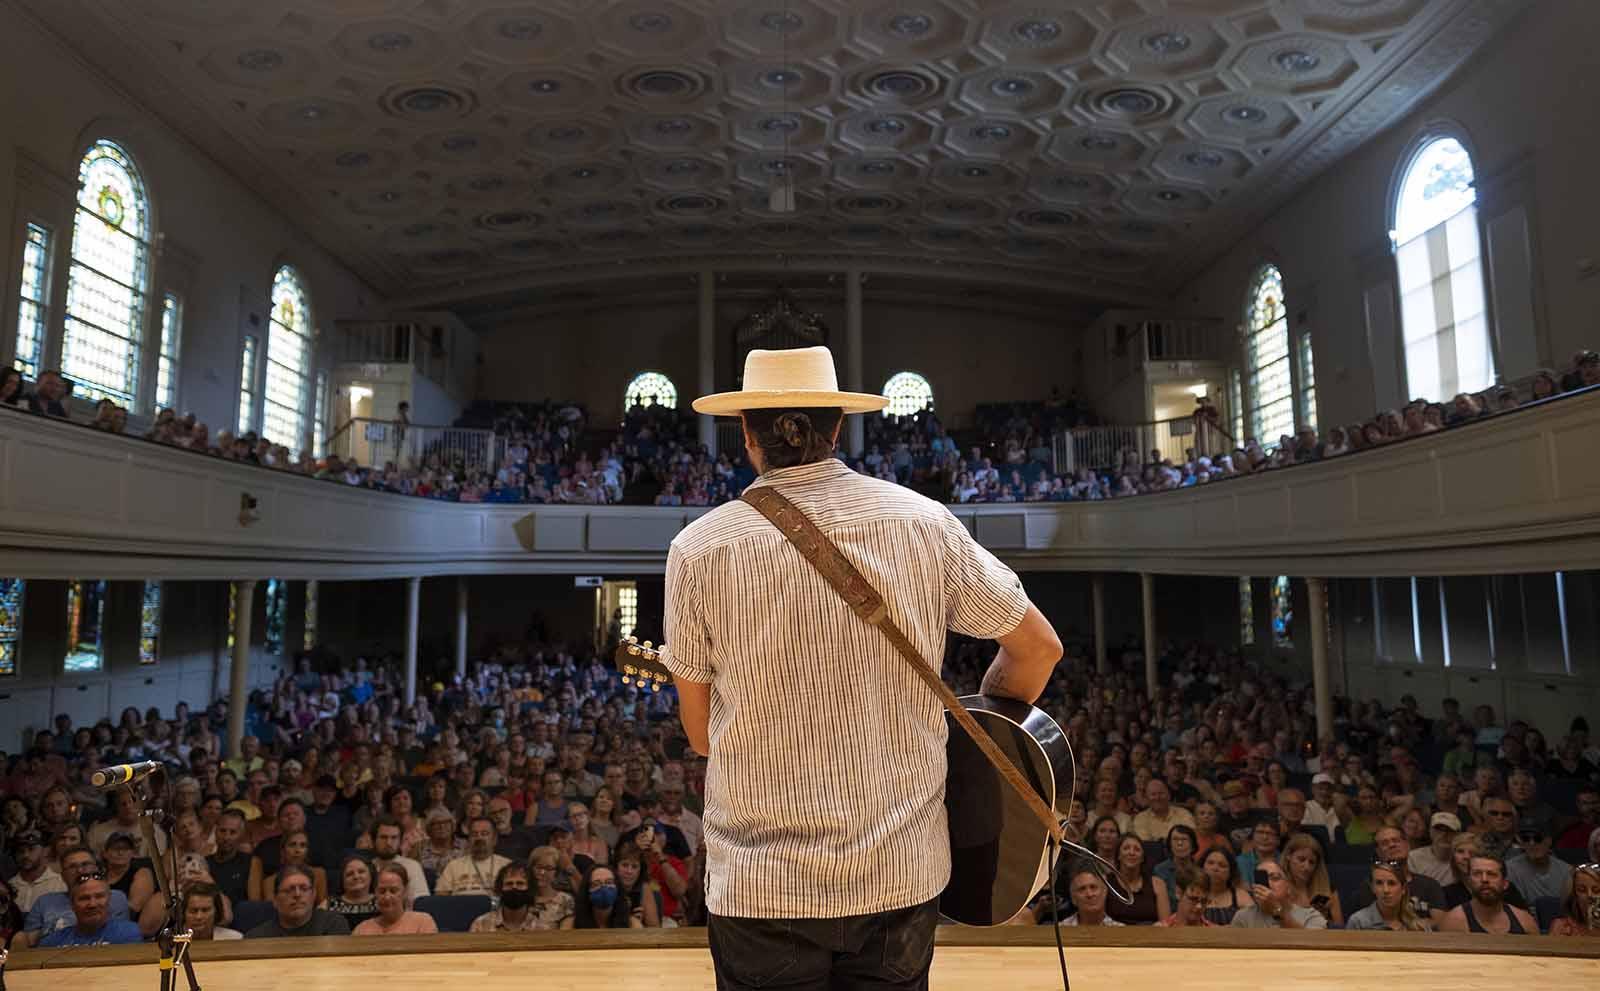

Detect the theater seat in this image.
[1533,895,1563,934]
[231,900,276,934]
[1327,843,1374,865]
[1327,863,1370,916]
[415,894,493,933]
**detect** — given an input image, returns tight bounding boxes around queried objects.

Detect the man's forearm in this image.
[980,648,1044,704]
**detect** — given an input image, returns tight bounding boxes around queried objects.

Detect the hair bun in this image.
[777,412,809,447]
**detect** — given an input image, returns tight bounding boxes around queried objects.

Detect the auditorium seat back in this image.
[231,899,276,934]
[415,894,493,933]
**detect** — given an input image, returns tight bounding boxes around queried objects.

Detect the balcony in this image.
[1,388,1598,581]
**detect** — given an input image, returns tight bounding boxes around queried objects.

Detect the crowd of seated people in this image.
[3,623,1597,950]
[5,348,1598,511]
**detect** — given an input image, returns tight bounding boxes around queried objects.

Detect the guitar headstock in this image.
[613,635,672,693]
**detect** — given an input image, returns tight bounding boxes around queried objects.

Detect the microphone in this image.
[90,761,164,789]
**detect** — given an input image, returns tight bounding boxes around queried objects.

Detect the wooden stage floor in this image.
[7,929,1597,991]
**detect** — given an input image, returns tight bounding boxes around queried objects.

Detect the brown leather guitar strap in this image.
[741,486,1065,845]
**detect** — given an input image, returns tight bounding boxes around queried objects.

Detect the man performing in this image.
[662,346,1063,990]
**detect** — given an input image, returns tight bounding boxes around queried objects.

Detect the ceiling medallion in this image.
[581,201,623,219]
[1079,133,1119,152]
[990,76,1035,97]
[547,125,585,141]
[529,78,562,94]
[762,68,801,88]
[378,191,403,203]
[297,104,328,121]
[626,69,707,100]
[236,49,285,72]
[440,134,479,153]
[1018,209,1074,226]
[335,151,373,168]
[663,194,719,213]
[636,71,691,94]
[1274,49,1322,73]
[1012,20,1061,44]
[1182,150,1225,169]
[866,70,932,98]
[841,195,895,213]
[1155,190,1185,202]
[1226,104,1269,124]
[888,13,933,37]
[497,18,542,41]
[1142,32,1192,56]
[865,116,906,135]
[466,176,505,193]
[663,158,702,174]
[760,115,801,133]
[959,165,991,178]
[654,117,693,134]
[1093,86,1168,119]
[1052,174,1092,189]
[479,211,536,231]
[384,85,476,121]
[570,166,598,179]
[629,12,673,34]
[367,32,414,53]
[761,11,804,33]
[971,124,1012,141]
[859,160,896,176]
[761,158,794,175]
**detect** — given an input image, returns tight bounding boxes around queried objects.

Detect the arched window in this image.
[625,371,677,409]
[1244,265,1293,442]
[0,578,23,677]
[264,266,312,455]
[1393,136,1493,401]
[882,371,933,417]
[63,140,151,406]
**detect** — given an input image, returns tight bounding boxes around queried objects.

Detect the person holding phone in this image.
[1230,858,1328,929]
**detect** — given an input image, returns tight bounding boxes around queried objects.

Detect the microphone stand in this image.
[130,769,202,991]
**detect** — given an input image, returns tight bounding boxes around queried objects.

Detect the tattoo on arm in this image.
[981,663,1009,698]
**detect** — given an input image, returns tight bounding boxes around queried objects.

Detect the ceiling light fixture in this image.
[769,0,796,214]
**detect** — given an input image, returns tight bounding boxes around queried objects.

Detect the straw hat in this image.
[692,346,888,416]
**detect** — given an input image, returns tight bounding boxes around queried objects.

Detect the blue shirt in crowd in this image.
[37,918,143,947]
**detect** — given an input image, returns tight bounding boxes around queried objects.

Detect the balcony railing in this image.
[1053,417,1235,473]
[327,417,496,475]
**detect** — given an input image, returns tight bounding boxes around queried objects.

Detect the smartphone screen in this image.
[1253,868,1270,887]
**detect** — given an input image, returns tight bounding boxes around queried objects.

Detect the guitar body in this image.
[940,694,1075,926]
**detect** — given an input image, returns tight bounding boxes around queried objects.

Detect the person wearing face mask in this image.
[469,862,544,932]
[353,864,437,935]
[575,865,640,929]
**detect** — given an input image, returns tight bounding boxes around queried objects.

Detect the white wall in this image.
[0,2,381,435]
[1175,2,1600,429]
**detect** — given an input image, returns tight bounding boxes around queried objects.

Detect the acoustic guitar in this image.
[613,636,1076,926]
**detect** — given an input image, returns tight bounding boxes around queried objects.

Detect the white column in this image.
[845,268,864,457]
[226,580,257,759]
[454,576,469,680]
[698,270,716,456]
[1308,577,1333,744]
[1141,572,1157,698]
[1092,574,1107,675]
[404,577,421,705]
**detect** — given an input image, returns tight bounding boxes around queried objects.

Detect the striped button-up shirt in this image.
[662,458,1030,918]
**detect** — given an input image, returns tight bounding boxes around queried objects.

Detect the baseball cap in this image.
[314,774,338,790]
[1221,781,1247,798]
[1311,773,1334,786]
[9,830,44,852]
[1516,817,1547,838]
[105,832,137,849]
[1429,812,1461,832]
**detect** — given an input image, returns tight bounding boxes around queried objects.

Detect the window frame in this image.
[263,264,314,456]
[61,138,156,407]
[155,291,182,412]
[11,221,55,380]
[1386,126,1497,402]
[1242,263,1293,443]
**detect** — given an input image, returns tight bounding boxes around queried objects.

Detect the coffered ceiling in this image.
[17,0,1528,313]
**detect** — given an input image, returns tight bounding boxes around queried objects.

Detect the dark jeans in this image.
[708,897,939,991]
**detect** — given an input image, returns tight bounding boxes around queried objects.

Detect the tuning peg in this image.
[627,644,641,656]
[624,634,637,643]
[621,676,632,686]
[650,682,660,693]
[642,640,653,651]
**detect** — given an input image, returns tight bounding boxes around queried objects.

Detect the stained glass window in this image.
[882,371,933,417]
[237,335,258,435]
[64,579,108,673]
[1239,577,1254,647]
[264,267,312,454]
[1270,575,1293,649]
[1393,137,1493,401]
[63,140,151,406]
[1245,265,1293,443]
[14,223,51,381]
[156,293,181,412]
[140,581,162,665]
[625,371,677,410]
[1298,330,1317,434]
[264,579,286,655]
[0,578,23,677]
[1228,368,1244,443]
[303,580,318,652]
[312,371,329,457]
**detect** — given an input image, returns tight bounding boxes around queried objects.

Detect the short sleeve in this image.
[940,510,1030,639]
[662,542,716,683]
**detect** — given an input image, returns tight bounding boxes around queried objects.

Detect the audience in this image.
[36,875,143,948]
[245,864,350,938]
[1438,854,1537,934]
[353,863,437,935]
